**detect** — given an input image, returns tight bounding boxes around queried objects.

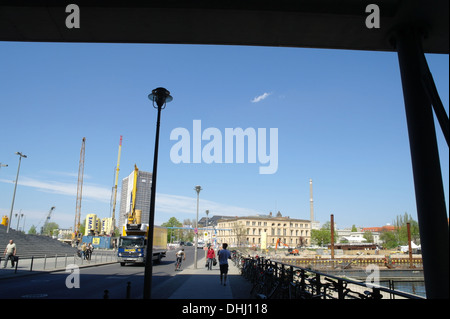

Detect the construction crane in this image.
[110,135,122,236]
[73,137,85,242]
[41,206,55,235]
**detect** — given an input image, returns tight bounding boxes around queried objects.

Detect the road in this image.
[0,246,204,299]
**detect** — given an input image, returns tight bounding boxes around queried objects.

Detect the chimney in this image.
[310,179,314,222]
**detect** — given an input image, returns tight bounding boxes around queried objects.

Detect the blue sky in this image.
[0,42,448,233]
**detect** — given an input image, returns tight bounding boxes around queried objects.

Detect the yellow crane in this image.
[110,135,122,235]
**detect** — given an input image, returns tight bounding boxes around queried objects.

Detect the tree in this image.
[42,222,59,237]
[311,222,336,246]
[162,217,182,243]
[380,212,420,248]
[28,225,37,235]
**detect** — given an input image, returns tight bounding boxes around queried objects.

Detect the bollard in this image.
[126,281,131,299]
[44,255,47,270]
[55,254,58,268]
[14,256,19,274]
[30,256,34,271]
[104,289,109,299]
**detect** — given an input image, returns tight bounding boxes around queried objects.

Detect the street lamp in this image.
[143,87,172,300]
[7,152,27,233]
[205,209,210,243]
[194,185,202,269]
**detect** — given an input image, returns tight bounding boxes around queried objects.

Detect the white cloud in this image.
[156,193,260,217]
[251,92,272,103]
[1,177,260,218]
[0,177,110,203]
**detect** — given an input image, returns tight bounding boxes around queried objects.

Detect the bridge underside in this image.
[0,0,448,53]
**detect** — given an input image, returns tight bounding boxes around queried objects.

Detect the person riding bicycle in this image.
[175,248,186,270]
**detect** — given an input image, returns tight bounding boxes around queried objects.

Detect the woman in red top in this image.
[206,246,216,270]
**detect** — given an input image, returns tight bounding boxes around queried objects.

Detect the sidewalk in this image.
[166,257,253,299]
[0,253,254,299]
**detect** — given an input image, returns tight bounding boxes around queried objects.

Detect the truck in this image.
[118,224,167,266]
[117,165,167,266]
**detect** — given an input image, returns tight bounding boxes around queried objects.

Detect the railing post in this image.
[126,281,131,299]
[337,279,344,299]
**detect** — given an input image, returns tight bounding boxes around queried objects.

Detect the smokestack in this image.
[309,179,314,222]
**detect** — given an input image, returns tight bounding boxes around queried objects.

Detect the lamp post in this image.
[194,185,202,269]
[205,209,210,244]
[7,152,26,233]
[143,87,172,300]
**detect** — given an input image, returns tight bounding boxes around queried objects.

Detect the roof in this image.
[0,0,448,53]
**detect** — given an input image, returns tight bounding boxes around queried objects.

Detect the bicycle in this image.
[175,257,183,271]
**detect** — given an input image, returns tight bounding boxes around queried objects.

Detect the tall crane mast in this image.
[111,135,122,235]
[42,206,55,235]
[74,137,86,239]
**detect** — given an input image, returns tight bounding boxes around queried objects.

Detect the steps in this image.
[0,225,78,259]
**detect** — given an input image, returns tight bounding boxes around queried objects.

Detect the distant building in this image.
[198,215,235,227]
[216,211,311,248]
[119,168,152,234]
[362,225,396,233]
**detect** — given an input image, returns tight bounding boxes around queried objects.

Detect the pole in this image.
[143,102,162,299]
[407,223,413,269]
[194,187,201,269]
[330,214,334,260]
[395,27,449,299]
[7,155,22,233]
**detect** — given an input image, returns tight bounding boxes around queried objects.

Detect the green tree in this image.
[162,217,182,243]
[363,231,374,243]
[42,222,59,237]
[380,212,420,248]
[311,222,336,246]
[28,225,37,235]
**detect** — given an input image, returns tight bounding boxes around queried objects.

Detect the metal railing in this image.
[233,253,425,299]
[1,250,118,273]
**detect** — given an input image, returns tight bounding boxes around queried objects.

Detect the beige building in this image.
[216,212,311,248]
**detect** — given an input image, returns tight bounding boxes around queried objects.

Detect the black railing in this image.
[233,253,425,299]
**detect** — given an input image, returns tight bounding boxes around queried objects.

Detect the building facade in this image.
[119,168,152,234]
[216,212,311,248]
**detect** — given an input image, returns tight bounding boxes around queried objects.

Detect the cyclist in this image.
[175,248,186,271]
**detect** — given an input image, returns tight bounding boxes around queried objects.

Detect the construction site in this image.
[1,135,126,257]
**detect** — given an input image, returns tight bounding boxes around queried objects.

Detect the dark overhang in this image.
[0,0,448,53]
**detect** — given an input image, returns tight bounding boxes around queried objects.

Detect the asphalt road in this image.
[0,246,203,299]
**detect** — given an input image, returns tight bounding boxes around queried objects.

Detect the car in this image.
[185,242,193,246]
[197,241,205,249]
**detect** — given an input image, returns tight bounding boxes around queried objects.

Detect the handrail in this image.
[235,252,425,299]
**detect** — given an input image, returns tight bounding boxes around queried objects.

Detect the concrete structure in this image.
[118,168,152,234]
[216,212,311,248]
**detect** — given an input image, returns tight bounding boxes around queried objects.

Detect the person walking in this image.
[206,246,215,270]
[218,243,231,286]
[2,240,17,268]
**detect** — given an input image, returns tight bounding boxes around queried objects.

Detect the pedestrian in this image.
[81,242,87,260]
[218,243,231,286]
[86,243,93,260]
[206,246,215,270]
[2,240,17,268]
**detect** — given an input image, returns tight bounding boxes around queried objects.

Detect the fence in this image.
[234,253,425,300]
[1,250,117,274]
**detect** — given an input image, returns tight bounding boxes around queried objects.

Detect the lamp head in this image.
[148,87,172,109]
